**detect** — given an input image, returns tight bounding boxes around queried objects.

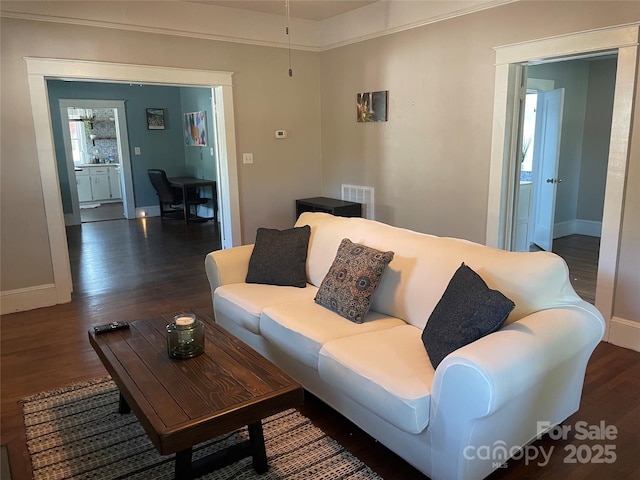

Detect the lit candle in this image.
[175,316,195,327]
[167,313,204,359]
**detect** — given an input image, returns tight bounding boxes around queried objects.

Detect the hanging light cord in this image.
[286,0,293,77]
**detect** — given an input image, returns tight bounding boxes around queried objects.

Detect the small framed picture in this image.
[356,91,388,122]
[146,108,166,130]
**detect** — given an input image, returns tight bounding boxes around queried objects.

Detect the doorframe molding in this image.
[24,57,241,307]
[487,24,639,340]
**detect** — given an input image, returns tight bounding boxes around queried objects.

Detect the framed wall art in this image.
[356,91,388,122]
[183,111,207,146]
[146,108,166,130]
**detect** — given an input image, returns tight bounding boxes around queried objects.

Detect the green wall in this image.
[180,87,217,181]
[48,80,186,212]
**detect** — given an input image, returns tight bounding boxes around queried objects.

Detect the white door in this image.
[532,88,564,251]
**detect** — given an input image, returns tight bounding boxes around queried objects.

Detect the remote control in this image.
[94,321,129,335]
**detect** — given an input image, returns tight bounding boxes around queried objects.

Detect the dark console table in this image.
[296,197,362,218]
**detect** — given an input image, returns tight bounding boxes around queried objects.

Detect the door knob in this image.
[546,178,563,184]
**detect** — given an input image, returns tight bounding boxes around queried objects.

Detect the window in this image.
[520,92,537,181]
[68,120,88,164]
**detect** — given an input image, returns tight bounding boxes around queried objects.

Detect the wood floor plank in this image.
[2,219,638,480]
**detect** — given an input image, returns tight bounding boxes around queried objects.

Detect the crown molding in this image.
[319,0,517,51]
[1,0,516,52]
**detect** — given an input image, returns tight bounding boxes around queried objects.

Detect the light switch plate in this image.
[134,147,141,155]
[243,153,253,164]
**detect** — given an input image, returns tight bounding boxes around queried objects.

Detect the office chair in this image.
[147,169,207,220]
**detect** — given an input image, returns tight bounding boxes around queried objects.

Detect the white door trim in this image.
[25,57,241,306]
[487,24,639,340]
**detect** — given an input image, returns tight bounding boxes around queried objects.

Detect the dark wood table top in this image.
[88,312,303,455]
[168,177,216,188]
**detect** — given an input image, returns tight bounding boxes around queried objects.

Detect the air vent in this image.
[341,184,374,219]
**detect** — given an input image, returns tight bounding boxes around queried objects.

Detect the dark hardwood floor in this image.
[2,219,638,479]
[531,234,600,305]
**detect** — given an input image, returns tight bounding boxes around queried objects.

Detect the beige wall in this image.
[0,18,322,292]
[1,1,639,324]
[319,1,640,321]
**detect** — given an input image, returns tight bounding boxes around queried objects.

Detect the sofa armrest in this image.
[435,303,604,413]
[428,304,605,480]
[204,244,254,292]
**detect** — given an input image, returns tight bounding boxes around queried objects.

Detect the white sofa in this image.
[205,212,605,480]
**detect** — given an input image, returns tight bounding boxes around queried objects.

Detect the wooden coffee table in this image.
[88,312,303,479]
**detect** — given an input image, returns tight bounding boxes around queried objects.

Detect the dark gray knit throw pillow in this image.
[246,225,310,288]
[422,263,515,368]
[314,238,394,323]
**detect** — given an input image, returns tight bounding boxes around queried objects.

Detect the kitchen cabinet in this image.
[76,165,122,202]
[90,168,111,201]
[109,167,122,199]
[76,169,93,202]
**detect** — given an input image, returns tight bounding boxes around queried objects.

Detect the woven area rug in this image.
[22,377,383,480]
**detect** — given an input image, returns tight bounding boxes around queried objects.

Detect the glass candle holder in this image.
[167,313,204,359]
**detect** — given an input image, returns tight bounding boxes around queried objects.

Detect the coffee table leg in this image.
[118,393,131,414]
[175,448,193,480]
[248,421,268,473]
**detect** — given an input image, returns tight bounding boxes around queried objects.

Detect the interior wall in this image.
[0,17,321,293]
[180,87,217,182]
[318,1,640,321]
[578,58,617,223]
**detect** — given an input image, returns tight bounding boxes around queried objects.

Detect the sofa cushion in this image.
[421,263,515,368]
[246,225,311,287]
[296,212,579,330]
[319,325,434,434]
[314,238,394,323]
[214,283,317,335]
[260,301,405,369]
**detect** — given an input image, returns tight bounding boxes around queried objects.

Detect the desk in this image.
[295,197,362,218]
[168,177,217,224]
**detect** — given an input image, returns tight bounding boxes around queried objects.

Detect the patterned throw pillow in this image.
[315,238,394,323]
[421,263,515,368]
[246,225,311,287]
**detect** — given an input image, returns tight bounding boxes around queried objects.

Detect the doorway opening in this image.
[59,103,130,224]
[487,25,638,341]
[511,56,617,305]
[25,58,241,308]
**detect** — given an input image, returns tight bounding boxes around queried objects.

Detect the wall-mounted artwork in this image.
[356,91,388,122]
[183,111,207,146]
[146,108,166,130]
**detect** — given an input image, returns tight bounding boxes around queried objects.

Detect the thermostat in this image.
[275,130,287,139]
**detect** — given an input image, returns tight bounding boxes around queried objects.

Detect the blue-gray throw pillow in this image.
[422,263,515,368]
[314,238,394,323]
[246,225,310,288]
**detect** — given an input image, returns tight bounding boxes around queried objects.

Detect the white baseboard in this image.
[1,284,59,314]
[554,219,602,238]
[607,316,640,352]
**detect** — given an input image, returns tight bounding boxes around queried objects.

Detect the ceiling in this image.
[186,0,379,21]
